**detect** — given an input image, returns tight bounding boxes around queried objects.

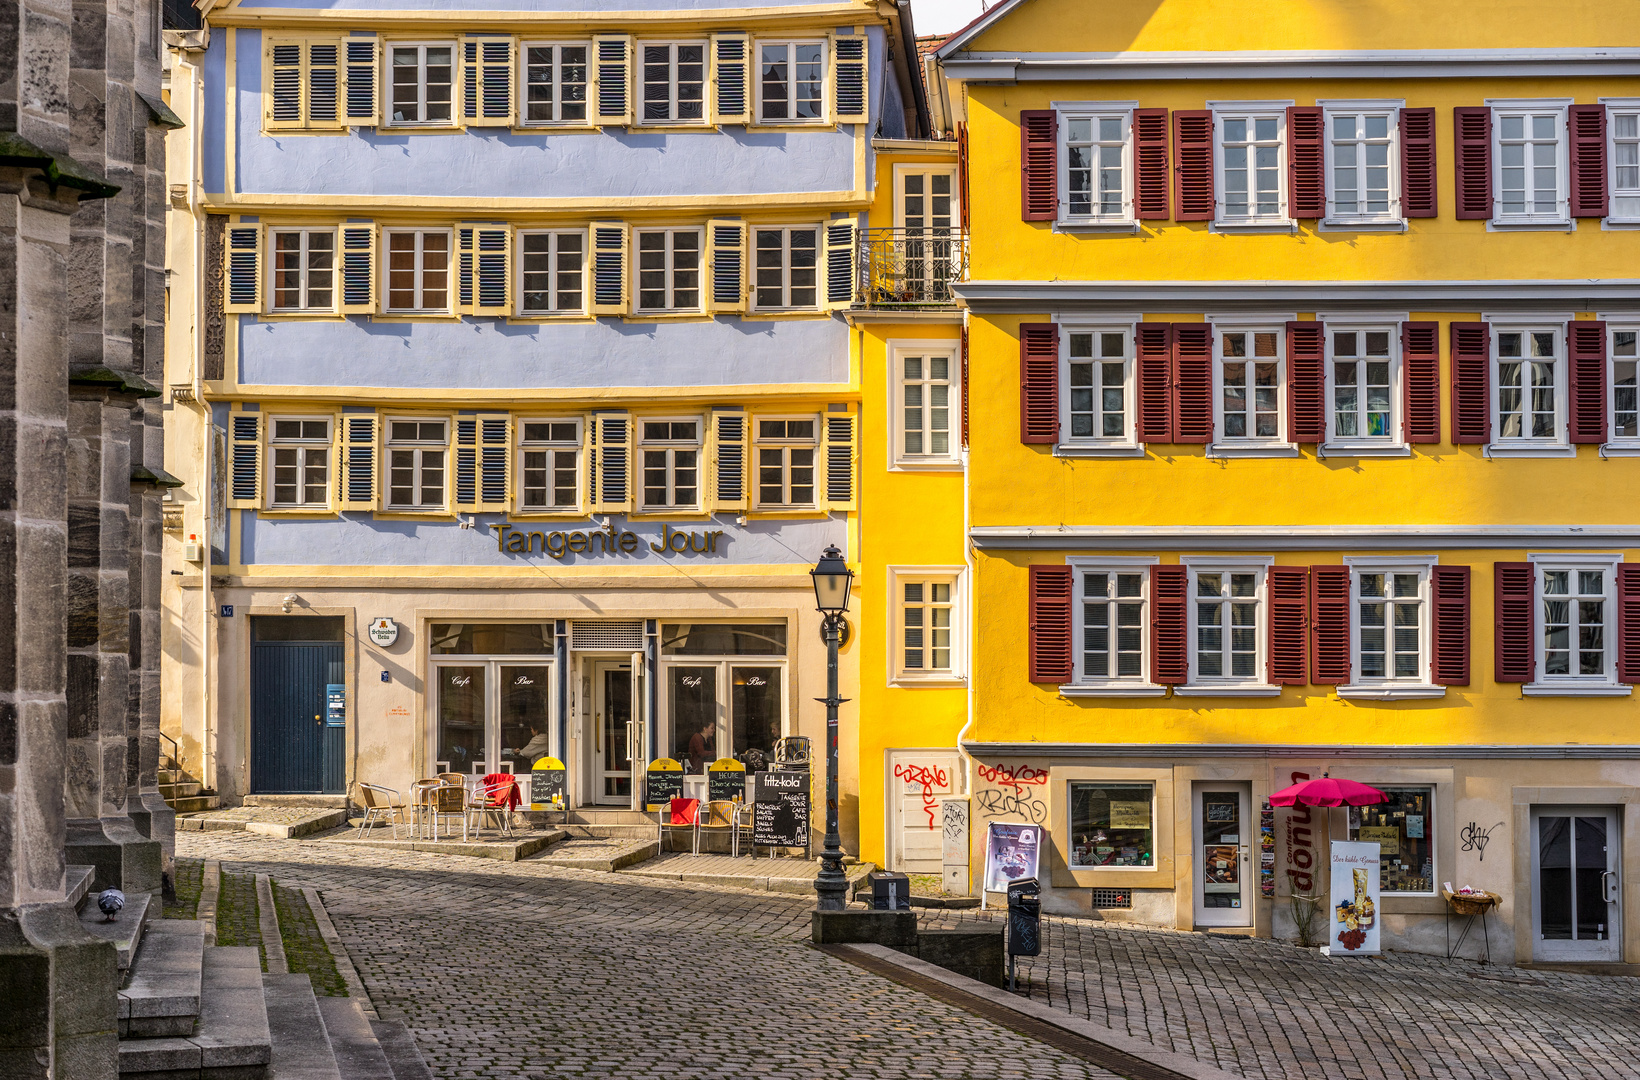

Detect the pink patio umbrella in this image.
[1269,775,1388,807]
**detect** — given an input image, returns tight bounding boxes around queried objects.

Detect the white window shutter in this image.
[591,412,631,513]
[224,225,262,313]
[710,34,749,125]
[706,219,747,314]
[709,409,747,511]
[822,408,856,511]
[228,411,263,507]
[592,34,633,127]
[338,413,377,511]
[338,224,376,314]
[589,221,628,316]
[344,37,378,126]
[833,36,868,124]
[821,218,857,311]
[461,36,514,126]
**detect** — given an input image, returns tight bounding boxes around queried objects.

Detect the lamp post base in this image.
[814,853,850,911]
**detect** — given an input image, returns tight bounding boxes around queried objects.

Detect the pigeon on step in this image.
[97,888,125,922]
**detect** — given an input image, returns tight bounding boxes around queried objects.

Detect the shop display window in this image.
[1070,782,1155,868]
[429,623,554,655]
[1348,786,1434,894]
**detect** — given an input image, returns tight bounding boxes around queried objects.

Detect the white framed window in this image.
[888,566,967,684]
[268,417,330,508]
[634,228,703,313]
[387,43,456,126]
[890,343,959,469]
[1181,559,1273,694]
[1325,326,1400,448]
[757,41,825,124]
[1068,557,1163,696]
[1212,325,1287,451]
[382,229,451,314]
[1611,325,1639,446]
[639,418,701,511]
[386,418,448,511]
[516,230,585,315]
[268,229,335,312]
[752,226,819,311]
[1342,560,1438,697]
[520,42,589,125]
[1058,106,1133,225]
[1323,103,1400,223]
[1491,325,1566,450]
[1213,104,1289,226]
[517,419,581,512]
[1526,554,1626,694]
[639,42,707,124]
[1061,326,1137,451]
[1607,102,1640,222]
[754,417,817,508]
[1490,100,1570,225]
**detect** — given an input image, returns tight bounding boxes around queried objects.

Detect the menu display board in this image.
[530,757,566,809]
[708,765,748,803]
[645,759,684,811]
[752,770,809,847]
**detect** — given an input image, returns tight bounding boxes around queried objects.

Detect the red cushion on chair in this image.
[669,797,699,825]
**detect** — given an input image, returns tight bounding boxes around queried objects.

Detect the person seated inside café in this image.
[685,721,714,774]
[503,721,553,772]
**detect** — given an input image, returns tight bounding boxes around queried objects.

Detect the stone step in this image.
[243,794,351,809]
[120,919,205,1038]
[67,864,96,912]
[262,974,342,1080]
[80,889,153,971]
[169,794,222,813]
[368,1020,435,1080]
[555,823,659,840]
[315,996,394,1080]
[118,946,272,1077]
[161,780,205,799]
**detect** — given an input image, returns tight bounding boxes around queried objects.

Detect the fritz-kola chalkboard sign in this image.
[752,771,809,848]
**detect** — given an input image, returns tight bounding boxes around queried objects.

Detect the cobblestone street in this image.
[180,830,1640,1080]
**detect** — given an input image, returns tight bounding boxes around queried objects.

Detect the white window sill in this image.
[1523,682,1632,697]
[1173,684,1282,698]
[1321,442,1411,458]
[1601,218,1640,230]
[890,674,968,689]
[1338,684,1447,700]
[1059,683,1168,698]
[1320,218,1407,232]
[1208,442,1300,459]
[1487,218,1574,232]
[1600,443,1640,457]
[1211,219,1297,234]
[1055,442,1146,458]
[889,459,964,473]
[1485,442,1578,458]
[1055,219,1140,234]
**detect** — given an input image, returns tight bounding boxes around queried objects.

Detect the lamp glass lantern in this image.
[810,545,853,615]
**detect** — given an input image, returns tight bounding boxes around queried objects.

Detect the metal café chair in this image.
[428,783,468,841]
[409,779,443,839]
[658,797,700,853]
[466,775,519,838]
[355,783,410,839]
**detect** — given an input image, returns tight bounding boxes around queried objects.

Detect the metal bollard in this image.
[1005,877,1042,990]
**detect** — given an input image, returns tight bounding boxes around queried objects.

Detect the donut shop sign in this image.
[493,521,726,559]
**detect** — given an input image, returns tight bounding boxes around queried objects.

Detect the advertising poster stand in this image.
[981,822,1042,911]
[1321,840,1382,956]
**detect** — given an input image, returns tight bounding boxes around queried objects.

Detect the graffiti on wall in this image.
[1461,821,1505,861]
[893,761,949,830]
[975,762,1048,824]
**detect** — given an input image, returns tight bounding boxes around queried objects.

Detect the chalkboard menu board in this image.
[708,767,747,803]
[530,759,565,809]
[752,770,809,848]
[645,762,684,810]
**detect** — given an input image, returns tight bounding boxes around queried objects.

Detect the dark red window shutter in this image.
[1286,106,1325,219]
[1173,110,1215,222]
[1400,107,1438,218]
[1020,110,1058,222]
[1133,108,1170,220]
[1310,566,1351,684]
[1450,322,1491,444]
[1286,321,1325,443]
[1267,566,1310,686]
[1619,563,1640,684]
[1171,323,1213,443]
[1151,565,1188,685]
[1453,107,1493,220]
[1569,103,1608,218]
[1028,565,1073,683]
[1430,565,1471,686]
[1401,321,1441,444]
[1568,319,1607,444]
[1494,562,1535,683]
[1019,322,1059,445]
[1136,322,1174,442]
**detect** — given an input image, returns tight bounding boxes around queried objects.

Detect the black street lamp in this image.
[810,544,854,911]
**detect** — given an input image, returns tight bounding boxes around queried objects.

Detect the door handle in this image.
[1603,870,1619,903]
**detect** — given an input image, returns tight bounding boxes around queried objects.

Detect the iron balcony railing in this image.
[856,228,969,309]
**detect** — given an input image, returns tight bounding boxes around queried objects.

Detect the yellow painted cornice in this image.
[206,3,879,33]
[202,190,871,213]
[203,382,862,404]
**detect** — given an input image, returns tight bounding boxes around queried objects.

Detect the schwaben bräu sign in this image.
[494,521,726,559]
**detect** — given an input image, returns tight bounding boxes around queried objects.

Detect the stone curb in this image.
[843,943,1246,1080]
[302,887,377,1020]
[179,809,350,838]
[254,873,288,974]
[198,860,221,947]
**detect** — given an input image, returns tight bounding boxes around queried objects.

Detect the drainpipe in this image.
[956,309,975,794]
[186,52,216,794]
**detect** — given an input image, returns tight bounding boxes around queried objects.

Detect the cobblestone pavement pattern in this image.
[177,832,1117,1079]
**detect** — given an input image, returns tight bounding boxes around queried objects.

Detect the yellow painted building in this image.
[880,0,1640,963]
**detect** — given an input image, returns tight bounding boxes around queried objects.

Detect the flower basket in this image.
[1442,888,1501,916]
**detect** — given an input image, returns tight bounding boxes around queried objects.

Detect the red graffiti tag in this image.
[894,762,949,830]
[976,762,1048,795]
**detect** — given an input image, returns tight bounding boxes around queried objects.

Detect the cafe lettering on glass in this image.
[494,521,725,560]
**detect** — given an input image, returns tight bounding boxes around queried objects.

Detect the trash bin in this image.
[869,870,912,911]
[1006,877,1041,956]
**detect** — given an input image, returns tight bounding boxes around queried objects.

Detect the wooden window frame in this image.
[1526,553,1627,695]
[1179,559,1275,695]
[752,415,819,510]
[754,39,827,126]
[888,566,967,686]
[517,40,592,127]
[1320,100,1403,226]
[384,417,450,512]
[1323,322,1404,452]
[514,228,587,317]
[1059,323,1139,453]
[1489,322,1570,453]
[889,341,961,470]
[632,227,705,315]
[381,227,453,315]
[1068,557,1161,695]
[1210,103,1293,228]
[749,225,821,313]
[384,41,458,128]
[1608,322,1640,448]
[267,227,338,314]
[1488,99,1573,226]
[1339,558,1439,698]
[1056,103,1136,227]
[1604,99,1640,223]
[638,416,704,512]
[1210,321,1292,454]
[636,40,709,126]
[515,417,583,514]
[266,415,333,509]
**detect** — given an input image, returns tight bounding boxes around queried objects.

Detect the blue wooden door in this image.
[251,643,345,793]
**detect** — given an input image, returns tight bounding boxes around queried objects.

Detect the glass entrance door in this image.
[895,167,958,303]
[590,662,633,804]
[1532,806,1621,961]
[435,666,488,775]
[499,665,553,774]
[1194,783,1252,927]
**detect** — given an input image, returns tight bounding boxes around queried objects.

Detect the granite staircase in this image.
[159,734,220,813]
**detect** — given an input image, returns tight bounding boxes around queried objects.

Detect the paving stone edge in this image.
[301,887,377,1019]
